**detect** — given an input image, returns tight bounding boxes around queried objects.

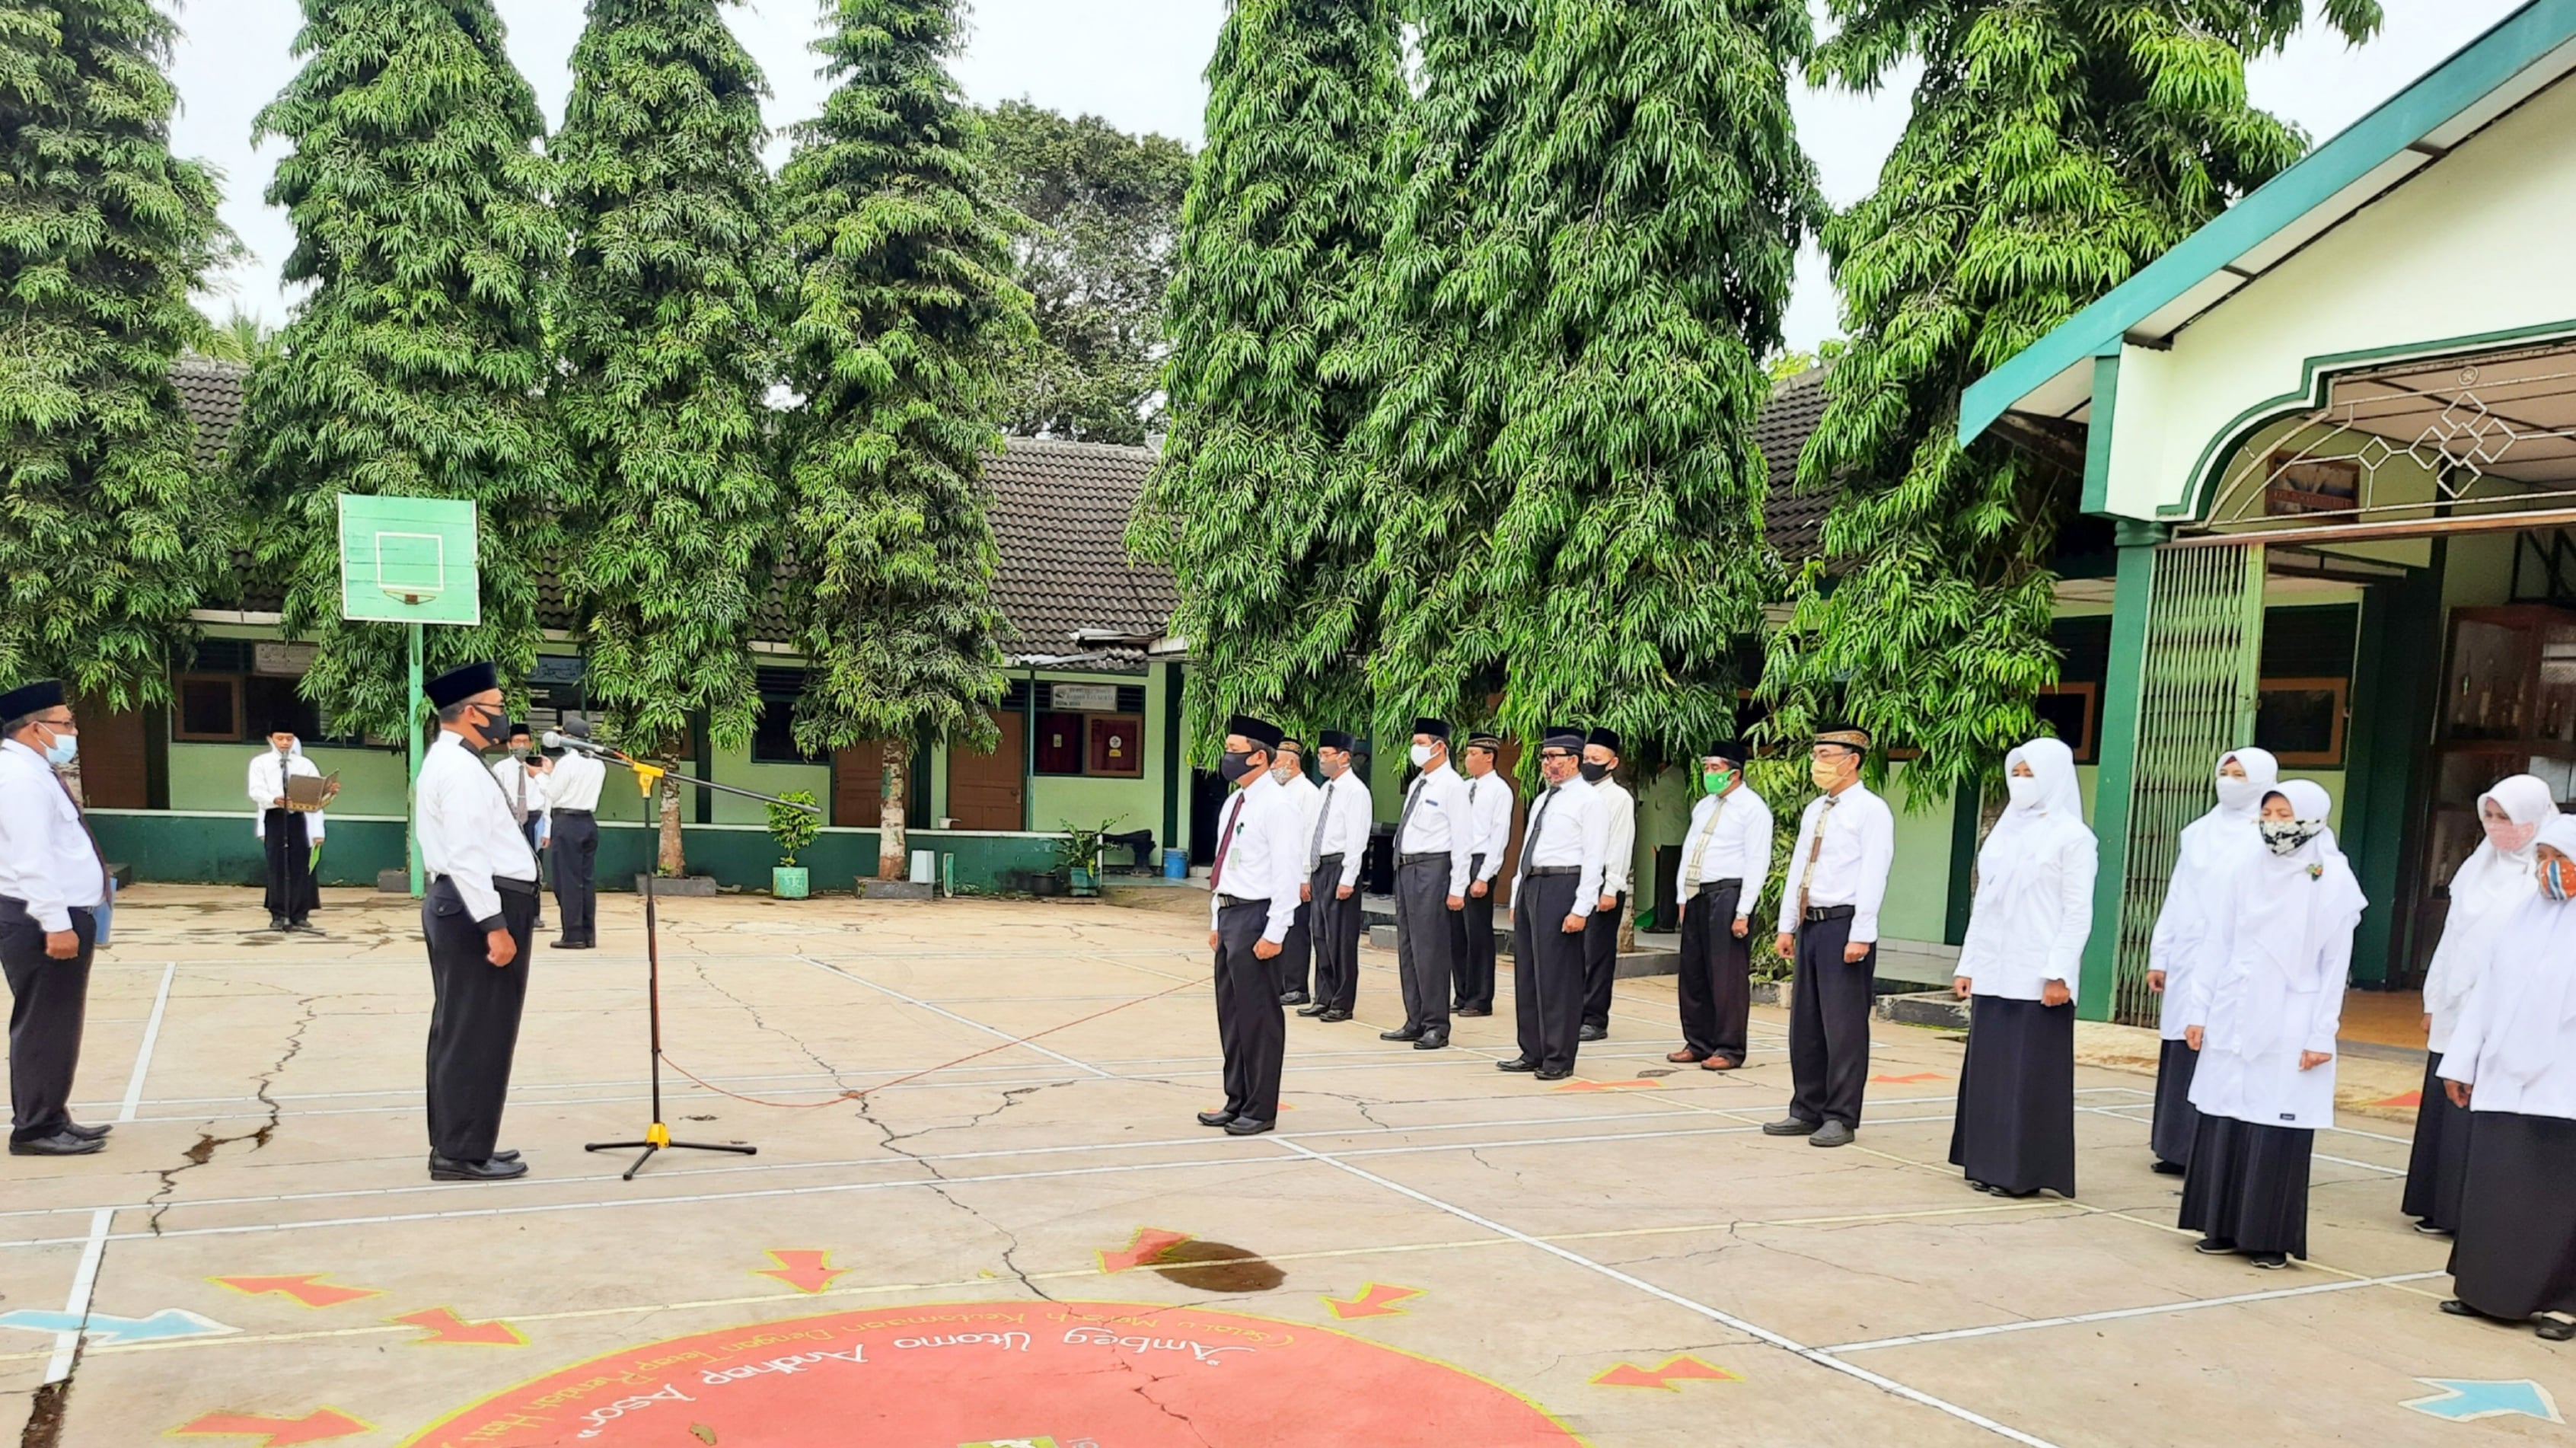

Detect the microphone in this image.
[543,731,616,757]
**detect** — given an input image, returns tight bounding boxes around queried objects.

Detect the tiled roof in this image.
[172,357,249,469]
[1758,367,1835,562]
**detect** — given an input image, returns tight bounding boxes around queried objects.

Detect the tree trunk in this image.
[878,738,908,879]
[658,761,685,877]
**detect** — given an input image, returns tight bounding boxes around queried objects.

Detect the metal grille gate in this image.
[2109,542,2266,1025]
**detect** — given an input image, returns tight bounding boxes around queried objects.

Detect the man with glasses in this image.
[416,662,542,1182]
[1497,726,1608,1081]
[1765,726,1896,1148]
[0,680,111,1156]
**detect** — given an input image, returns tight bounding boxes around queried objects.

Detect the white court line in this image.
[43,960,176,1383]
[1272,1137,2061,1448]
[796,955,1111,1078]
[1822,1271,2450,1354]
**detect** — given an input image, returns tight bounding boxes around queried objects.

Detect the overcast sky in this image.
[170,0,2527,352]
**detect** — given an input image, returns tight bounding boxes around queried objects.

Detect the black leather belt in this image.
[555,808,595,818]
[1803,904,1855,923]
[1696,878,1744,894]
[1216,893,1270,911]
[433,874,539,898]
[1522,866,1580,878]
[1315,853,1344,868]
[1398,851,1447,866]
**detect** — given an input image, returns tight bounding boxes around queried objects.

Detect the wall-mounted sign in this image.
[253,643,318,677]
[530,654,586,686]
[1050,682,1118,713]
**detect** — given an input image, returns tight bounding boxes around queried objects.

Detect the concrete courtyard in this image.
[0,885,2552,1446]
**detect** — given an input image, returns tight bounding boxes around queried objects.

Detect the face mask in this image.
[1218,750,1257,783]
[2005,774,2040,808]
[1810,757,1849,790]
[40,728,76,768]
[2215,774,2262,812]
[1579,761,1609,783]
[1408,743,1435,768]
[1702,768,1733,796]
[2486,815,2542,856]
[1270,761,1299,784]
[510,744,531,758]
[2546,858,2574,903]
[2261,818,2323,857]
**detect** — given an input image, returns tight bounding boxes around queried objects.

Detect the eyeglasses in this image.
[1538,749,1573,761]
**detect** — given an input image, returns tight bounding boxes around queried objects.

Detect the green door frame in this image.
[2077,521,2166,1019]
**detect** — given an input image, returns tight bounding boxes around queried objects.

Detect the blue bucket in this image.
[1163,847,1190,880]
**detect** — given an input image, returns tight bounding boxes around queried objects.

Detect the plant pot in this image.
[772,866,810,900]
[1030,872,1067,898]
[1069,866,1098,898]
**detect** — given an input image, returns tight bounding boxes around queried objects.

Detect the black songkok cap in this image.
[1227,713,1285,750]
[266,715,302,737]
[505,721,533,740]
[426,662,500,710]
[1705,741,1750,766]
[0,679,65,720]
[1318,729,1357,751]
[1586,727,1622,752]
[1542,724,1585,750]
[1411,717,1451,741]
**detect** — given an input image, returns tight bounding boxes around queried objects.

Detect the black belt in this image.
[1216,893,1269,910]
[1695,878,1744,895]
[554,808,595,818]
[1522,866,1581,878]
[1315,853,1344,868]
[1398,851,1448,867]
[434,874,539,898]
[1802,904,1855,923]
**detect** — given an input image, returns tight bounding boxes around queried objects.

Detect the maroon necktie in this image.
[1209,793,1246,894]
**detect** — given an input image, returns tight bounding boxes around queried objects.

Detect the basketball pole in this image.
[407,622,426,898]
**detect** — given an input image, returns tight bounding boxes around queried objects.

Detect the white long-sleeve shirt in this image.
[420,731,538,927]
[1280,770,1323,872]
[1513,777,1609,917]
[1396,761,1475,897]
[1956,818,2096,1002]
[1677,786,1772,914]
[1207,771,1306,942]
[1774,783,1896,943]
[0,738,105,932]
[1594,776,1636,898]
[491,754,550,828]
[1464,770,1515,882]
[1310,770,1371,888]
[246,746,327,841]
[545,750,607,812]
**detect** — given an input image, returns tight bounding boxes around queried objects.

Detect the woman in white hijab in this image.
[2437,813,2576,1341]
[2179,779,2364,1269]
[2407,775,2555,1236]
[2144,748,2279,1174]
[1949,737,2096,1198]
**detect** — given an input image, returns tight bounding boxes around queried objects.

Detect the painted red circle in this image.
[404,1300,1580,1446]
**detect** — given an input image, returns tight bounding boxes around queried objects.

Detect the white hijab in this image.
[2476,814,2576,1087]
[2236,779,2367,996]
[1978,737,2090,892]
[2425,774,2557,1024]
[2212,748,2280,820]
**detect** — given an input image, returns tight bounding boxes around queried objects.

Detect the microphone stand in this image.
[559,737,825,1181]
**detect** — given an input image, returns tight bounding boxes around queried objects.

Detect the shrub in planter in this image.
[767,789,822,898]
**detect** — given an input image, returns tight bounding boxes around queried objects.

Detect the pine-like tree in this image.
[237,0,563,736]
[553,0,780,875]
[1761,0,2380,800]
[1350,0,1539,736]
[777,0,1028,878]
[0,0,235,706]
[1127,0,1407,742]
[1476,0,1818,761]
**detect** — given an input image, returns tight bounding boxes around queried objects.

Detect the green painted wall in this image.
[169,742,411,817]
[1879,764,1956,944]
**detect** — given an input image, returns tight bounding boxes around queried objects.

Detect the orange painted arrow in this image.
[1870,1072,1947,1084]
[2373,1090,2423,1108]
[209,1274,382,1309]
[755,1249,852,1294]
[392,1307,525,1346]
[1590,1355,1742,1390]
[1324,1283,1423,1319]
[1551,1078,1662,1092]
[170,1408,371,1445]
[1098,1226,1192,1274]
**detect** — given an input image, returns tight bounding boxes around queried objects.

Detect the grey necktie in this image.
[1309,780,1333,870]
[1398,777,1424,849]
[1516,786,1557,885]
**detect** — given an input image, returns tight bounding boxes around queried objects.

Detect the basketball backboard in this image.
[337,495,480,626]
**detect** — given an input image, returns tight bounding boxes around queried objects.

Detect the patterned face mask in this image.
[2544,857,2574,904]
[2260,818,2325,857]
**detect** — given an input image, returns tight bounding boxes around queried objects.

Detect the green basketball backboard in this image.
[337,495,480,626]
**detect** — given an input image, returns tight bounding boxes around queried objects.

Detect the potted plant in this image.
[767,789,821,898]
[1053,818,1118,898]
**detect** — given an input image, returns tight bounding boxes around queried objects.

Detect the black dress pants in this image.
[1787,911,1875,1129]
[1453,854,1496,1011]
[423,879,537,1163]
[1313,861,1360,1013]
[1394,859,1454,1035]
[1511,875,1586,1073]
[551,810,598,944]
[2,900,93,1144]
[1675,881,1749,1064]
[1581,890,1627,1030]
[1213,900,1285,1122]
[1278,898,1312,998]
[262,809,317,923]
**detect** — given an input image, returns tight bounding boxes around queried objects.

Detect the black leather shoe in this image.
[1224,1118,1274,1137]
[490,1149,521,1163]
[266,917,290,933]
[429,1155,528,1182]
[1578,1024,1607,1042]
[1456,1006,1491,1017]
[1535,1068,1573,1081]
[1379,1027,1422,1041]
[1318,1009,1350,1022]
[549,938,584,949]
[1412,1033,1449,1051]
[61,1121,111,1141]
[2151,1159,2187,1176]
[2438,1298,2482,1319]
[1809,1121,1855,1148]
[2538,1316,2576,1342]
[1494,1058,1539,1073]
[1761,1117,1820,1137]
[1196,1110,1237,1128]
[1280,990,1310,1006]
[1296,1002,1330,1017]
[10,1131,104,1156]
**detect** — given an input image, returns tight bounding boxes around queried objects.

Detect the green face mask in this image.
[1702,768,1734,796]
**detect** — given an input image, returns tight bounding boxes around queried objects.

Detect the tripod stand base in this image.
[586,1128,757,1181]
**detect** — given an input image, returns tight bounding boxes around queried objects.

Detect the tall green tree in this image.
[1349,0,1540,736]
[1128,0,1406,743]
[553,0,780,875]
[777,0,1028,878]
[0,0,235,706]
[1475,0,1819,761]
[1761,0,2380,801]
[980,100,1191,445]
[236,0,563,737]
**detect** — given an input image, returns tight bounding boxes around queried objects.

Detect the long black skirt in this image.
[1948,995,2077,1197]
[2450,1111,2576,1320]
[2401,1051,2472,1233]
[2151,1037,2200,1169]
[2179,1115,2314,1258]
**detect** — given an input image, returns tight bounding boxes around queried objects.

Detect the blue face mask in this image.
[40,728,77,768]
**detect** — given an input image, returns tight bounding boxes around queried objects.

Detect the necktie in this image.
[1684,799,1722,888]
[1210,793,1246,894]
[1516,786,1557,885]
[1795,794,1841,919]
[515,764,528,823]
[1398,776,1425,849]
[1309,780,1333,870]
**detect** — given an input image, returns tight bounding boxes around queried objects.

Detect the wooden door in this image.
[72,697,149,809]
[831,740,894,828]
[945,712,1025,831]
